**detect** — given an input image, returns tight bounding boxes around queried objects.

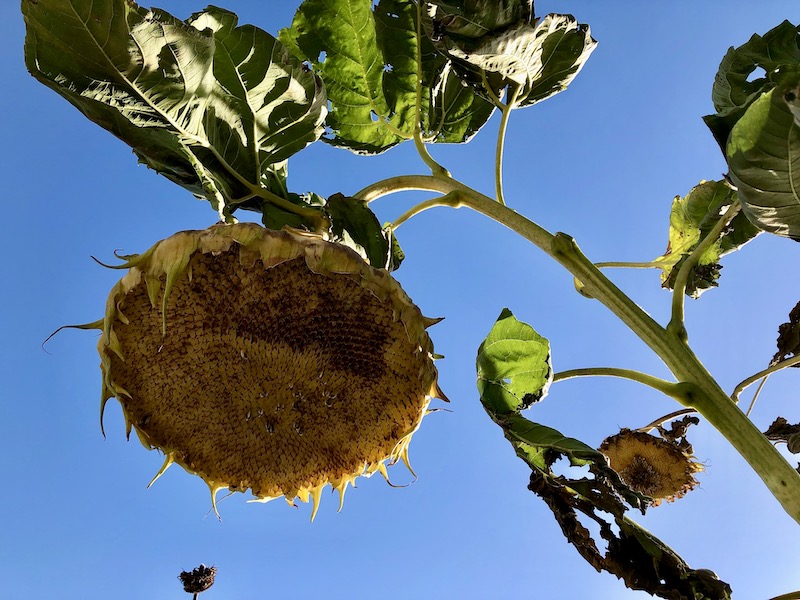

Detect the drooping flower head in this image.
[93,223,445,519]
[600,429,703,505]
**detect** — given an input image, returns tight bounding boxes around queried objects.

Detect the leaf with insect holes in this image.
[476,308,552,417]
[280,0,496,152]
[280,0,412,154]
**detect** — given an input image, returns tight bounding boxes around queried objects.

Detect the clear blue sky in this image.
[2,2,800,598]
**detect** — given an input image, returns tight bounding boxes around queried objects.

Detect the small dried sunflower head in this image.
[599,429,703,505]
[179,564,217,594]
[92,223,445,519]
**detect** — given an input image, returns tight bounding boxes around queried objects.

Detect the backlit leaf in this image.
[281,0,494,152]
[430,12,596,108]
[425,0,533,41]
[280,0,411,154]
[23,0,325,215]
[654,180,760,297]
[727,83,800,239]
[704,20,800,153]
[476,308,552,417]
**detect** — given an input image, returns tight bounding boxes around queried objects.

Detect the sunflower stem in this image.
[493,87,520,206]
[359,173,800,524]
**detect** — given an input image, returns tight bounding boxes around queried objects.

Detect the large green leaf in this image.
[377,0,496,143]
[654,180,761,296]
[429,12,596,108]
[280,0,409,154]
[23,0,325,215]
[704,20,800,153]
[727,83,800,239]
[476,308,552,417]
[280,0,494,152]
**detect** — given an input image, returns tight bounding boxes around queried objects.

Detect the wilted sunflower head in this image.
[92,223,445,519]
[599,429,703,505]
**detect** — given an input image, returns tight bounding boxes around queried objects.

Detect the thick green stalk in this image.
[462,188,800,524]
[364,174,800,524]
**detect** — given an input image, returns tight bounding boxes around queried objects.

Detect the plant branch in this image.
[667,201,742,341]
[595,261,662,269]
[390,192,463,230]
[635,408,698,433]
[353,174,451,203]
[553,367,695,405]
[732,355,800,403]
[366,174,800,523]
[766,592,800,600]
[746,375,770,417]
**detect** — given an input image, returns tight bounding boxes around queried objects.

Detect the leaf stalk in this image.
[553,367,697,405]
[667,201,742,341]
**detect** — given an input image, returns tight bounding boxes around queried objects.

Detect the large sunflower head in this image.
[93,223,444,519]
[599,429,703,505]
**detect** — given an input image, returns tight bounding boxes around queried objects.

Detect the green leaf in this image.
[280,0,410,154]
[326,193,398,269]
[425,0,533,40]
[476,308,552,417]
[653,180,761,297]
[23,0,325,216]
[430,13,596,108]
[376,0,496,144]
[281,0,497,150]
[502,414,605,469]
[704,21,800,152]
[256,165,327,231]
[727,83,800,239]
[427,61,496,143]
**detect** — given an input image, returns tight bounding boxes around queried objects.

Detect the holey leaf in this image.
[654,180,760,297]
[704,20,800,153]
[727,82,800,239]
[280,0,494,152]
[476,308,552,418]
[281,0,412,154]
[23,0,325,215]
